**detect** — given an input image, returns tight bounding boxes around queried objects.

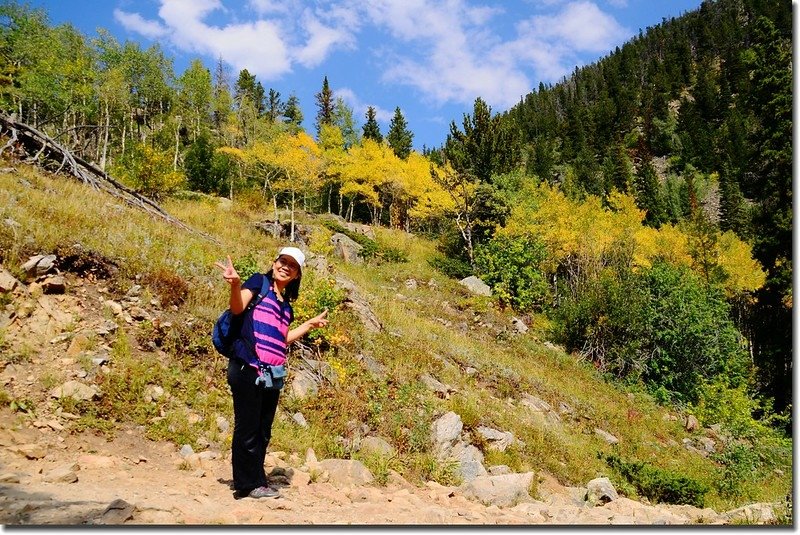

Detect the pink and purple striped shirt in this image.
[232,273,293,368]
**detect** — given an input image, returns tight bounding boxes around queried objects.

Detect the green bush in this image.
[605,454,708,507]
[474,234,550,312]
[428,254,472,280]
[641,262,751,403]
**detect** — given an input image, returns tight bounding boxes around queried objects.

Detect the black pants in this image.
[227,359,281,493]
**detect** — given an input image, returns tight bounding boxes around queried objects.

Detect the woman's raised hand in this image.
[306,309,329,329]
[214,255,241,286]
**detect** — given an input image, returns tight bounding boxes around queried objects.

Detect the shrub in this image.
[605,454,709,507]
[474,234,550,312]
[428,254,472,280]
[112,143,185,200]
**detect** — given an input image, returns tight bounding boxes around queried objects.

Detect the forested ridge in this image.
[0,0,791,479]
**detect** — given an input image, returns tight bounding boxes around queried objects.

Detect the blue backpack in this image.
[212,276,271,358]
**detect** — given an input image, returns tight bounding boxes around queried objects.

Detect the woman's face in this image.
[272,255,301,285]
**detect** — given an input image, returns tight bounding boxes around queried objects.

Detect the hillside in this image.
[0,163,790,525]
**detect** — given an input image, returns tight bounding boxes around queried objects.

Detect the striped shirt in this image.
[232,273,293,368]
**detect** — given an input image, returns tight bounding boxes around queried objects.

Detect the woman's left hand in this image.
[306,309,329,329]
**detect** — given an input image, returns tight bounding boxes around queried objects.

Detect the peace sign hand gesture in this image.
[214,255,241,286]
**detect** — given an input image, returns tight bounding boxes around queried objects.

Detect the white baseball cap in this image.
[277,246,305,268]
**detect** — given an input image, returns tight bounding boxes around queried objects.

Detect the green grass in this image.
[0,163,791,513]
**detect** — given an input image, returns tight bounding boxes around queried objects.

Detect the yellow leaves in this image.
[501,182,765,294]
[717,231,766,293]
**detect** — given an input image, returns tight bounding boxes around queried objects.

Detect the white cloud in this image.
[527,1,628,52]
[114,9,169,39]
[118,0,357,80]
[334,87,392,123]
[292,12,357,68]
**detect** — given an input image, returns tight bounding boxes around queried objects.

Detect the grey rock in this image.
[179,444,194,458]
[477,426,515,452]
[50,380,99,401]
[451,442,487,481]
[430,412,463,455]
[330,233,364,264]
[43,464,79,483]
[290,369,319,399]
[359,436,395,457]
[586,477,619,505]
[594,428,619,445]
[93,498,135,525]
[460,472,535,507]
[685,414,700,432]
[511,316,528,333]
[318,459,374,486]
[0,269,20,293]
[22,254,57,277]
[458,276,491,296]
[293,412,309,428]
[488,465,512,475]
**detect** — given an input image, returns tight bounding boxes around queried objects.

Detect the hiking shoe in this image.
[248,486,279,499]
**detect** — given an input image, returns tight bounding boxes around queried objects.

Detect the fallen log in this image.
[0,113,219,244]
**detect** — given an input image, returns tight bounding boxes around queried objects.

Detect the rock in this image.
[179,444,194,458]
[344,222,375,240]
[93,498,135,525]
[330,233,364,264]
[724,502,777,524]
[586,477,619,505]
[289,369,319,399]
[460,472,535,507]
[404,278,417,290]
[41,275,66,294]
[66,334,91,357]
[318,459,374,486]
[594,428,619,445]
[357,353,387,378]
[129,307,151,321]
[43,464,79,483]
[421,374,450,398]
[50,380,99,401]
[334,275,382,333]
[697,436,716,453]
[488,465,512,475]
[477,426,515,452]
[143,384,164,402]
[0,472,21,483]
[15,443,47,459]
[305,448,318,465]
[22,254,56,277]
[292,412,308,427]
[104,300,123,316]
[685,414,700,432]
[511,316,528,334]
[77,455,117,470]
[430,412,463,456]
[0,269,20,293]
[451,442,487,481]
[458,276,492,296]
[359,436,395,457]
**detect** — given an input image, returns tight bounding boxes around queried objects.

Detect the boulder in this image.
[460,472,535,507]
[430,411,463,456]
[330,233,363,264]
[50,380,99,401]
[594,428,619,445]
[586,477,619,505]
[22,254,57,278]
[359,436,395,458]
[458,276,491,296]
[318,459,374,486]
[0,268,20,293]
[451,442,487,481]
[477,426,515,452]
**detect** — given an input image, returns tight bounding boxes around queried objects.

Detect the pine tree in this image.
[314,76,334,136]
[362,106,383,143]
[211,56,232,134]
[634,157,667,228]
[386,106,413,159]
[283,93,303,127]
[265,88,284,123]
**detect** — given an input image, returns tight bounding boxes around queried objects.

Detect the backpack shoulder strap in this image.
[244,274,271,313]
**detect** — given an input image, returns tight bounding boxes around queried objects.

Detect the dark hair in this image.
[265,269,301,303]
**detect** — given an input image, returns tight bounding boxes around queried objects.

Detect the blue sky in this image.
[33,0,704,151]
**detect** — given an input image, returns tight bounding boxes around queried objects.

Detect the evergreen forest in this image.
[0,0,791,469]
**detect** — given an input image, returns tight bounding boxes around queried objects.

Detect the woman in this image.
[215,246,328,499]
